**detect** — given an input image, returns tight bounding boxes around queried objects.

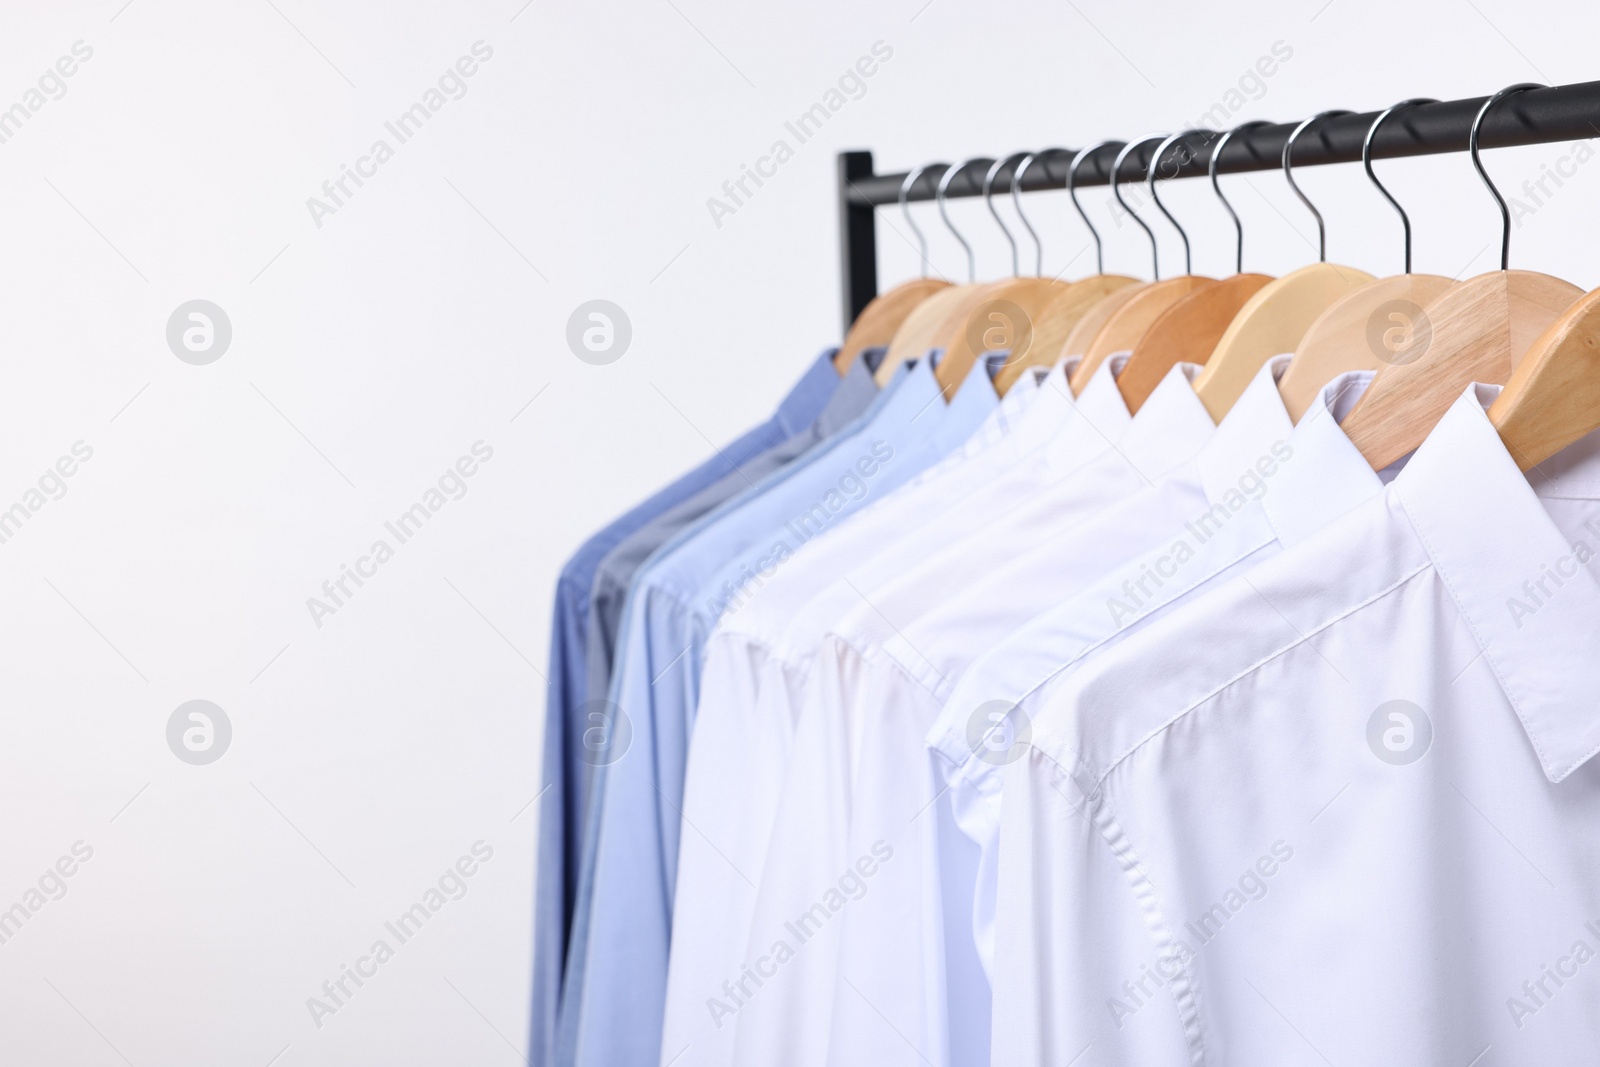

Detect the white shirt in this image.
[824,357,1370,1067]
[1000,385,1600,1066]
[920,363,1383,998]
[729,361,1219,1067]
[769,358,1128,675]
[661,360,1059,1067]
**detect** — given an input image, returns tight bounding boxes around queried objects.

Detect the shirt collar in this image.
[1072,354,1134,442]
[1395,386,1600,783]
[873,353,941,428]
[923,355,1000,451]
[948,358,1038,461]
[1004,361,1078,456]
[860,344,888,377]
[812,353,880,436]
[1259,368,1386,546]
[774,348,844,436]
[1195,355,1295,506]
[998,357,1044,403]
[1111,358,1216,481]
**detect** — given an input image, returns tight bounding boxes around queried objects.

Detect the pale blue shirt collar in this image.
[933,354,1002,449]
[774,348,849,435]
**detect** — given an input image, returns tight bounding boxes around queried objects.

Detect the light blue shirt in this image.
[584,356,880,723]
[561,357,1000,1067]
[533,350,841,1067]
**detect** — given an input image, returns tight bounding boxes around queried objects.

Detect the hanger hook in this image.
[1209,120,1271,274]
[984,152,1030,276]
[1113,136,1165,280]
[1147,130,1207,276]
[1471,83,1544,271]
[899,163,942,280]
[937,157,990,284]
[1283,110,1351,263]
[1363,100,1437,274]
[1069,141,1121,274]
[1013,149,1060,276]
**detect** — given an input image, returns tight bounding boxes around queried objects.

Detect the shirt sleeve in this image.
[532,570,588,1067]
[568,586,702,1067]
[827,656,984,1067]
[660,631,775,1067]
[727,633,866,1067]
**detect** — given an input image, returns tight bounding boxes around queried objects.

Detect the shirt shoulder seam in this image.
[1090,558,1434,788]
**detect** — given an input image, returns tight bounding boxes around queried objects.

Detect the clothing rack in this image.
[836,80,1600,332]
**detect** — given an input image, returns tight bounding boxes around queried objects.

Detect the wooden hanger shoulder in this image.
[1062,284,1149,392]
[1067,276,1215,394]
[1276,273,1456,422]
[1489,285,1600,470]
[879,283,985,385]
[1117,273,1273,412]
[1191,262,1376,420]
[1340,269,1582,470]
[992,274,1139,394]
[933,276,1071,395]
[836,278,951,373]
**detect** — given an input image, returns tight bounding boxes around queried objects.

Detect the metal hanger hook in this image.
[1283,110,1351,263]
[1210,120,1271,274]
[1069,141,1122,274]
[899,163,943,279]
[1113,135,1165,280]
[1013,149,1062,276]
[984,152,1031,277]
[937,157,992,284]
[1363,100,1436,274]
[1471,83,1545,271]
[1147,130,1208,276]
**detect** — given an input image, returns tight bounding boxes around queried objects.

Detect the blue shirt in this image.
[584,357,879,719]
[562,357,1000,1067]
[532,350,841,1067]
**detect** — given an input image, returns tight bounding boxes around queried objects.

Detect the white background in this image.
[0,0,1597,1064]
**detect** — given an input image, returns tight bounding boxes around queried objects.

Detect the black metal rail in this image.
[837,81,1600,329]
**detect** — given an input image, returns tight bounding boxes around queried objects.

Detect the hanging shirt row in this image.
[535,89,1600,1067]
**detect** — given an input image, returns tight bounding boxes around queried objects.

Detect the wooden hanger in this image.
[1275,102,1465,420]
[1274,272,1452,420]
[1069,136,1219,395]
[1490,285,1600,469]
[878,283,984,384]
[838,164,958,374]
[1119,275,1270,410]
[935,277,1071,395]
[986,149,1124,396]
[1074,276,1216,392]
[836,279,949,373]
[979,141,1139,394]
[874,159,998,385]
[934,154,1076,396]
[995,273,1138,393]
[1192,112,1379,420]
[1118,128,1277,411]
[1341,84,1582,470]
[1060,283,1148,389]
[1340,269,1579,468]
[1192,262,1373,418]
